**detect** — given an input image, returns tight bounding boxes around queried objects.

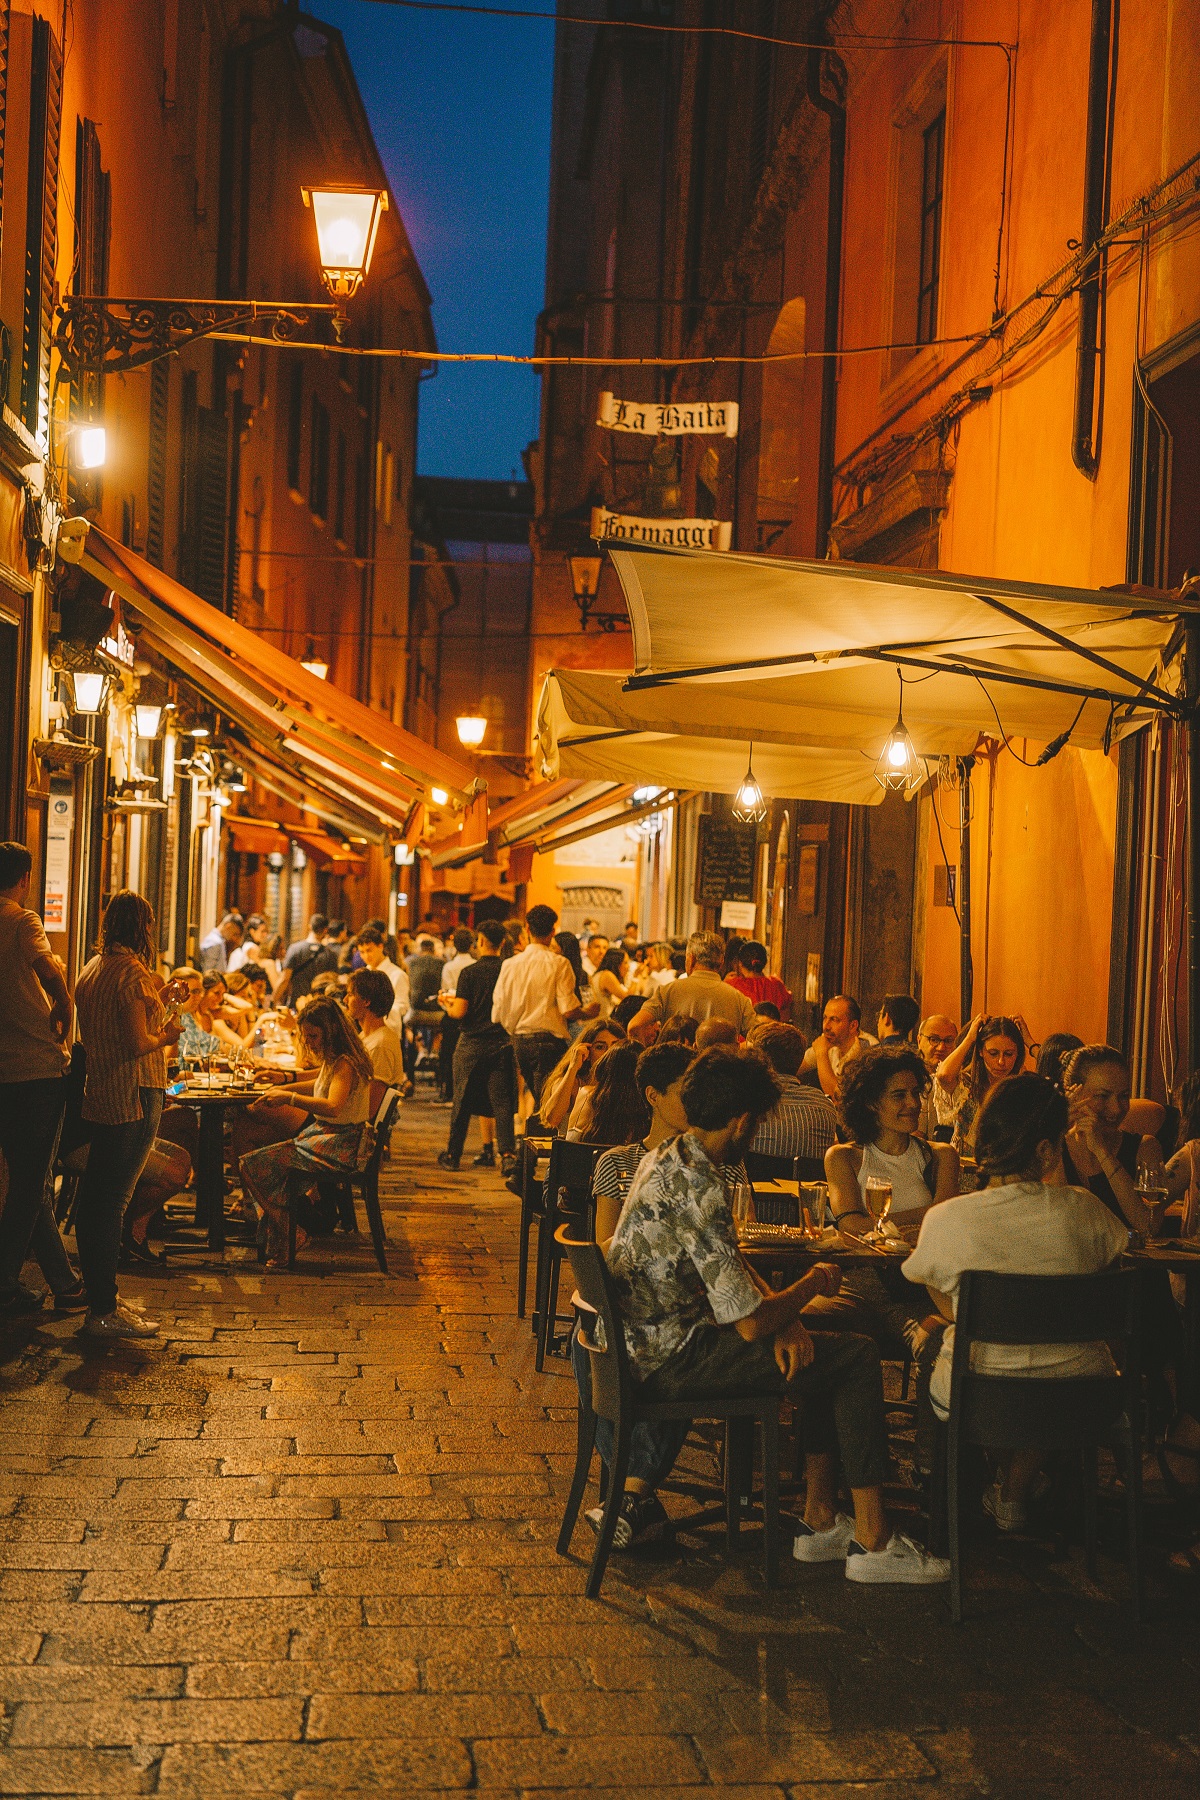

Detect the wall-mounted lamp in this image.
[430,787,449,806]
[71,667,112,715]
[74,425,107,470]
[134,703,164,739]
[456,715,487,749]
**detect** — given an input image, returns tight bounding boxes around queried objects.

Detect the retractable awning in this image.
[224,816,291,857]
[58,522,481,824]
[608,546,1185,752]
[427,778,634,871]
[536,669,888,805]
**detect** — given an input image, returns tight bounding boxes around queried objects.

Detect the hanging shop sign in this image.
[597,392,739,438]
[590,507,732,551]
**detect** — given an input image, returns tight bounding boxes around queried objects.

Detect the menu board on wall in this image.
[695,815,757,908]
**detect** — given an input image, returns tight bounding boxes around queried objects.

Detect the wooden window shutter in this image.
[22,13,61,443]
[0,2,11,258]
[195,406,229,607]
[146,358,169,567]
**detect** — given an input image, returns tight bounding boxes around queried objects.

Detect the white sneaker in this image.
[845,1532,951,1585]
[982,1480,1026,1533]
[792,1512,856,1563]
[82,1309,160,1341]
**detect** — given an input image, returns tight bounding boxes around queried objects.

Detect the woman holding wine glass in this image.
[805,1047,959,1361]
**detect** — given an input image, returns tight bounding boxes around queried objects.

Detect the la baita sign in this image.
[597,391,739,438]
[590,507,732,551]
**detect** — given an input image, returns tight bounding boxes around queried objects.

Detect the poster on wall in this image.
[43,792,74,933]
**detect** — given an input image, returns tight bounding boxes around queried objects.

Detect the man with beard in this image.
[604,1047,949,1585]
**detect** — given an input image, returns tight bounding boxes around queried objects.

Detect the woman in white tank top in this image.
[805,1046,961,1365]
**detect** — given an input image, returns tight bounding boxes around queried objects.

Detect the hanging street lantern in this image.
[302,184,388,337]
[731,746,768,824]
[875,674,925,796]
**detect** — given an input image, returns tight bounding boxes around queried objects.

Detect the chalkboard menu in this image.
[695,815,758,907]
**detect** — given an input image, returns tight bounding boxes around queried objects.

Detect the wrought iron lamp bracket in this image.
[54,295,333,377]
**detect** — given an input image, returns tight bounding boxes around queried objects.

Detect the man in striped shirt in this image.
[747,1024,838,1166]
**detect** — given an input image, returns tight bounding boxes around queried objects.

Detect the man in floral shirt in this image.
[606,1047,949,1585]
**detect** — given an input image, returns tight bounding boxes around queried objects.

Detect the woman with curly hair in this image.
[805,1047,959,1363]
[241,998,373,1267]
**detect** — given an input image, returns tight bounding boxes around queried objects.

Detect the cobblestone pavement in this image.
[0,1091,1197,1799]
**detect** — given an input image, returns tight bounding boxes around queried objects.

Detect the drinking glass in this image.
[864,1177,893,1243]
[731,1182,754,1228]
[808,1182,828,1237]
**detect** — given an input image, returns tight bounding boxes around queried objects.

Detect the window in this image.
[309,394,329,521]
[286,362,303,492]
[21,15,62,444]
[334,429,347,543]
[354,450,370,557]
[917,110,945,345]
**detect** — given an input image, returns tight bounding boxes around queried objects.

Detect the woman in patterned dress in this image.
[241,998,372,1267]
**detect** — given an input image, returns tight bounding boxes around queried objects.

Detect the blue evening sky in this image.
[319,0,553,480]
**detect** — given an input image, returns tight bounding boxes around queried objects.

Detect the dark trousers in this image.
[571,1325,689,1487]
[74,1087,163,1315]
[0,1076,75,1296]
[448,1038,516,1161]
[438,1017,460,1100]
[641,1323,890,1491]
[514,1032,566,1109]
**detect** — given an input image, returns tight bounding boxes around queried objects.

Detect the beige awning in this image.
[536,669,887,805]
[608,546,1185,751]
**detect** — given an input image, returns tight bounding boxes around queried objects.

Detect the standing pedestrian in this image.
[490,904,582,1109]
[438,921,518,1174]
[197,912,243,974]
[227,912,268,974]
[0,841,85,1315]
[274,913,329,1005]
[73,891,183,1338]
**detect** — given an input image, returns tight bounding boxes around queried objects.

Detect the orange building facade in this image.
[530,0,1200,1094]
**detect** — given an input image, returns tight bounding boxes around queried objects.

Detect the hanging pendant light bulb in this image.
[875,673,924,795]
[731,744,768,824]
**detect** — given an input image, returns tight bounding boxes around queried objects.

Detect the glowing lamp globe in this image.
[302,185,389,299]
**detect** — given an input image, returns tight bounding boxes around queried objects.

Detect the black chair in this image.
[275,1088,401,1273]
[514,1131,555,1321]
[534,1139,613,1372]
[931,1268,1145,1622]
[556,1227,782,1598]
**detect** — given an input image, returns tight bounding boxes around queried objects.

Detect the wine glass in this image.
[864,1177,893,1243]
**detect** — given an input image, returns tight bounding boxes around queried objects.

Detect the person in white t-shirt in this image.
[903,1071,1129,1530]
[355,927,410,1029]
[346,969,405,1089]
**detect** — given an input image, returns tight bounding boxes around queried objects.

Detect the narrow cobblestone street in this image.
[0,1093,1196,1798]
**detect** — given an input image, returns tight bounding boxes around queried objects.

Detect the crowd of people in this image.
[3,847,1200,1581]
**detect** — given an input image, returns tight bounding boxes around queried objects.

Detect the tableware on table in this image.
[807,1182,828,1236]
[864,1176,893,1243]
[731,1181,754,1227]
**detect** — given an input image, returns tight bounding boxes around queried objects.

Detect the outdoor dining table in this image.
[172,1082,260,1253]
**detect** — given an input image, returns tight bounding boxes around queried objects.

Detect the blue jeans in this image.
[0,1076,76,1296]
[74,1088,163,1315]
[571,1325,689,1489]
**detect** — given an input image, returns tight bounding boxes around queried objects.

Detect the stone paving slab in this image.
[0,1091,1198,1797]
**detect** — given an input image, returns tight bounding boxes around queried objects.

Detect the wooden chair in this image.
[930,1268,1145,1622]
[534,1139,613,1371]
[275,1087,401,1273]
[515,1130,556,1322]
[556,1228,782,1598]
